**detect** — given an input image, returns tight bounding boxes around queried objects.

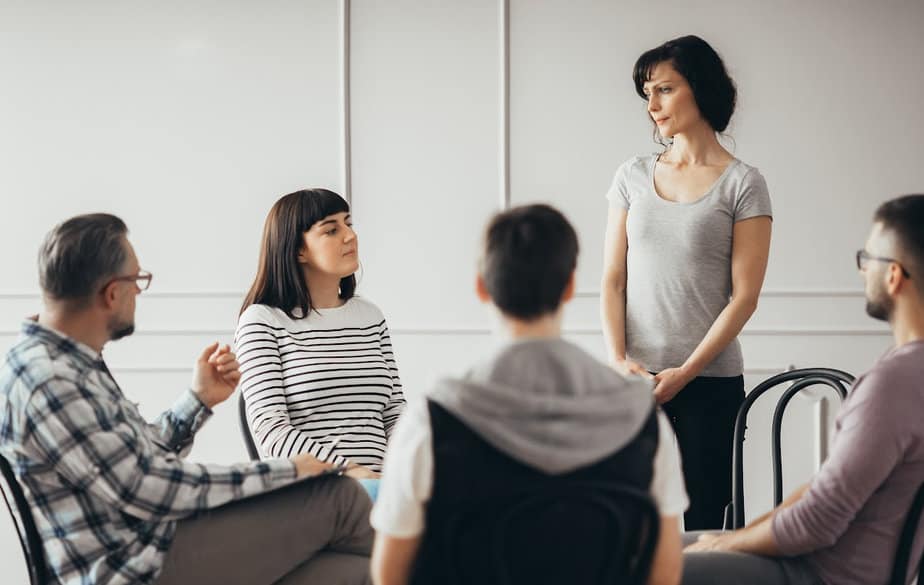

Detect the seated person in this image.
[683,194,924,585]
[0,214,374,585]
[369,203,688,585]
[236,189,406,493]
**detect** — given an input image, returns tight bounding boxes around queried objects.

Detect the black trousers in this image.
[661,375,744,531]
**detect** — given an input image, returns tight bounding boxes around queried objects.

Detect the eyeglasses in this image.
[103,269,154,292]
[855,250,911,278]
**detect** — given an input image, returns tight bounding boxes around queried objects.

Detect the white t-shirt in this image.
[370,398,689,538]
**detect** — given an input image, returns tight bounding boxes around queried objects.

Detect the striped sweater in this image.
[235,297,406,472]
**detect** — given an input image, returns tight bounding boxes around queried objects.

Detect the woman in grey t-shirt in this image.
[601,35,773,530]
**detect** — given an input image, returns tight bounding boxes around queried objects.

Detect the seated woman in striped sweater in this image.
[236,189,406,485]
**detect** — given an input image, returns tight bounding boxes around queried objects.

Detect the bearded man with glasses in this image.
[681,194,924,585]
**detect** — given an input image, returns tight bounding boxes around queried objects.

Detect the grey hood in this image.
[427,338,655,475]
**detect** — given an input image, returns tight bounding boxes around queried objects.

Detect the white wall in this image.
[2,0,923,578]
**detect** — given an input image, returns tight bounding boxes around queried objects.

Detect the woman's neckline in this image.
[649,152,739,206]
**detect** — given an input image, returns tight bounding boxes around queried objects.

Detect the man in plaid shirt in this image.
[0,214,374,585]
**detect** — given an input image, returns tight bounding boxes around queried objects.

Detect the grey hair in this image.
[38,213,129,305]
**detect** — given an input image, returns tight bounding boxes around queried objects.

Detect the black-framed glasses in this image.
[856,250,911,278]
[103,269,154,292]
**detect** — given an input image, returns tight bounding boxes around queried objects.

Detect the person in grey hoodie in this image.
[369,203,688,585]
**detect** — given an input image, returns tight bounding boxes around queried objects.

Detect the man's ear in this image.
[99,281,119,310]
[475,274,491,303]
[561,271,576,303]
[886,262,907,296]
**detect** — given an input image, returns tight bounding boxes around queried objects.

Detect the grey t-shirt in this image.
[606,154,772,377]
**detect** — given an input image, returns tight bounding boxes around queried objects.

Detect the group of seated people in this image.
[0,191,922,585]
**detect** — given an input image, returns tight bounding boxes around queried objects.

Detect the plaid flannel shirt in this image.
[0,321,297,585]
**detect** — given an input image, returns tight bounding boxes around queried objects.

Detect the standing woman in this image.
[236,189,406,481]
[601,36,772,530]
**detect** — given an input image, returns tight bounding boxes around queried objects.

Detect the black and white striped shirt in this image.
[235,298,406,472]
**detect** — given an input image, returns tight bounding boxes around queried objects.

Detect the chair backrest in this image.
[430,483,660,585]
[237,393,261,461]
[890,482,924,585]
[0,453,48,585]
[725,367,854,529]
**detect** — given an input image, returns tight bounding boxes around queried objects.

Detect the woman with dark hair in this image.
[236,189,405,484]
[601,35,773,530]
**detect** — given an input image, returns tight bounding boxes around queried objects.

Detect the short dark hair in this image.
[38,213,129,305]
[874,194,924,283]
[241,189,356,318]
[633,35,737,137]
[480,204,578,320]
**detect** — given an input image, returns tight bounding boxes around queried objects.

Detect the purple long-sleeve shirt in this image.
[772,340,924,585]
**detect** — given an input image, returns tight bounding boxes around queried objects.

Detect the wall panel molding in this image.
[0,326,892,337]
[340,0,353,205]
[0,288,867,300]
[499,0,510,210]
[575,288,866,299]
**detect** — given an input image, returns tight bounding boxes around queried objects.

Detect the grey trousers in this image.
[681,532,821,585]
[155,475,374,585]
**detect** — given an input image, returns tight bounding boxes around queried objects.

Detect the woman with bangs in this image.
[601,36,773,530]
[236,189,405,491]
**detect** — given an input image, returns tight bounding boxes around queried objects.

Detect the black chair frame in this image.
[726,367,854,529]
[0,453,48,585]
[890,481,924,585]
[238,393,261,461]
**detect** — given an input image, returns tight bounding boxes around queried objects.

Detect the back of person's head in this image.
[38,213,129,309]
[874,194,924,297]
[480,204,578,320]
[633,34,737,134]
[241,188,356,318]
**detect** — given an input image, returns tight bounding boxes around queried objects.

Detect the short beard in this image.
[109,321,135,341]
[864,297,892,322]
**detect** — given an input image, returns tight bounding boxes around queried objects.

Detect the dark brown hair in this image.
[633,35,737,140]
[240,189,356,318]
[874,194,924,282]
[481,204,578,320]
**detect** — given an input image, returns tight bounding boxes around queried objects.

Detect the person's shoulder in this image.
[388,396,432,447]
[615,154,654,176]
[859,342,924,398]
[728,159,769,189]
[1,340,91,420]
[237,303,287,329]
[403,395,432,426]
[1,337,58,393]
[345,296,387,323]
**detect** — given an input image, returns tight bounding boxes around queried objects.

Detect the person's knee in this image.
[326,477,373,530]
[335,477,372,510]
